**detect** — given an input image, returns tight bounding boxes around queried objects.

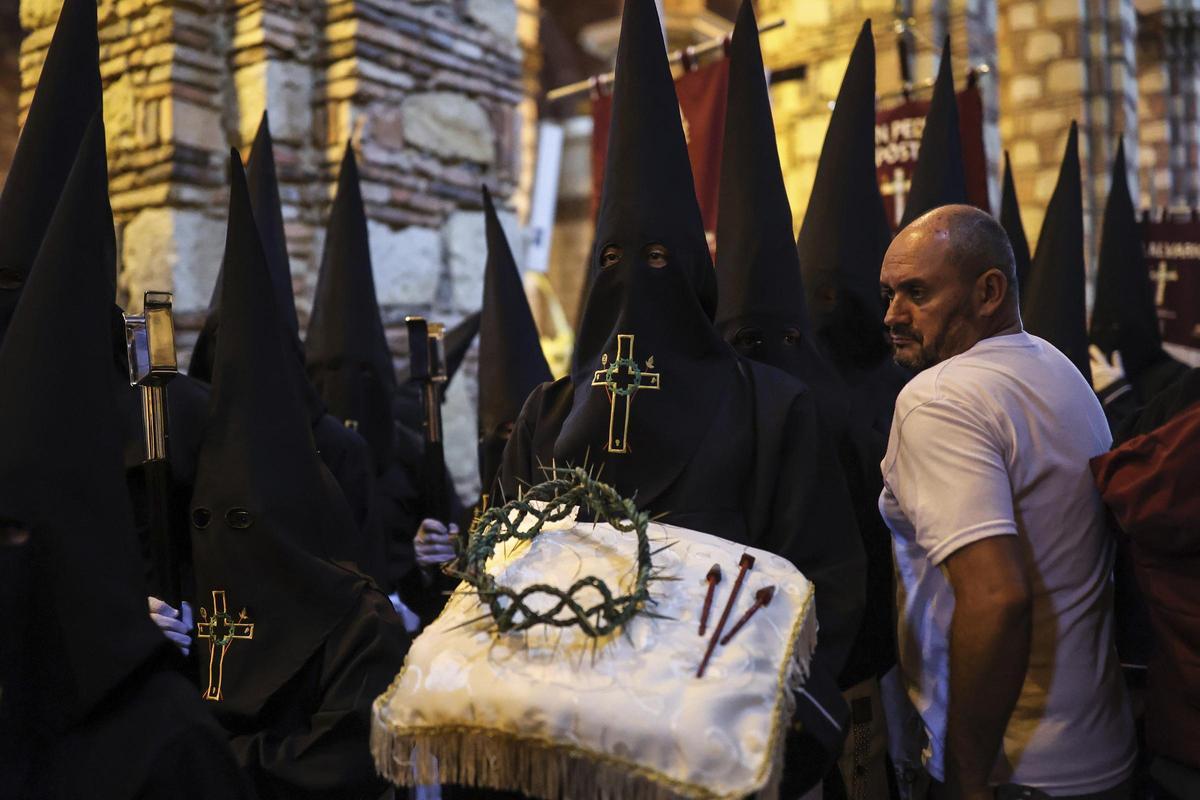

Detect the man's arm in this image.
[943,535,1032,800]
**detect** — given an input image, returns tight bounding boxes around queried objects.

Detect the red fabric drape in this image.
[1142,218,1200,361]
[873,85,990,230]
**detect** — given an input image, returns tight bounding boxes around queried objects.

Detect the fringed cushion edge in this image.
[371,582,818,800]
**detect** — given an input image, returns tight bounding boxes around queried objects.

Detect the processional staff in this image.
[405,316,455,546]
[124,291,182,606]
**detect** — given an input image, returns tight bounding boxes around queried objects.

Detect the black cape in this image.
[0,113,249,800]
[189,152,407,799]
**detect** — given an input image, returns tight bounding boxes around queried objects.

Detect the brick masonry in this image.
[18,0,527,501]
[758,0,1152,300]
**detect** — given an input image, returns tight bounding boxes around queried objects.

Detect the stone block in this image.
[371,221,441,307]
[1034,170,1059,202]
[163,97,222,151]
[104,72,137,148]
[234,61,268,145]
[1010,139,1040,168]
[1007,1,1037,30]
[122,207,225,313]
[401,92,496,164]
[1043,0,1083,23]
[1029,108,1069,135]
[267,60,314,143]
[1010,75,1042,103]
[1046,60,1084,93]
[20,0,62,33]
[441,206,519,311]
[1024,31,1062,64]
[1139,67,1167,94]
[236,60,312,145]
[1142,119,1168,144]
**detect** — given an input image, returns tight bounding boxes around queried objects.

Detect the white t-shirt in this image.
[879,332,1135,794]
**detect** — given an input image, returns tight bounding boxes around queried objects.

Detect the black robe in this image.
[28,664,255,800]
[500,359,866,683]
[312,413,374,533]
[374,424,466,624]
[216,584,408,800]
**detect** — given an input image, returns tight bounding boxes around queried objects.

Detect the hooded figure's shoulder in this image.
[50,665,254,800]
[737,354,815,413]
[516,375,574,430]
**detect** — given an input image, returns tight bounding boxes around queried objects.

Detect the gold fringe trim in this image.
[372,582,818,800]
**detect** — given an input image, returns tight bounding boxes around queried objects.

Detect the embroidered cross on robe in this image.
[197,589,255,701]
[591,333,660,453]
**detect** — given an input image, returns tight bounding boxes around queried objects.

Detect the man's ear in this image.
[976,268,1009,317]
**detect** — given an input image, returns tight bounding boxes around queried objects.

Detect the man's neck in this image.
[979,309,1023,342]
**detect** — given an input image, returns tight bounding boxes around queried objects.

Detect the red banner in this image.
[591,57,730,251]
[874,84,990,230]
[1142,218,1200,365]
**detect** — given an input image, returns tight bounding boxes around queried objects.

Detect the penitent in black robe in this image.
[500,359,866,686]
[31,666,255,800]
[222,586,407,800]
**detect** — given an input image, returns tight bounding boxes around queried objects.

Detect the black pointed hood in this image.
[715,0,807,332]
[554,0,740,503]
[1024,122,1092,383]
[189,153,364,718]
[796,20,893,371]
[0,0,102,345]
[1000,151,1032,293]
[899,40,968,228]
[190,115,325,420]
[245,113,301,341]
[1090,139,1166,378]
[0,115,166,735]
[478,185,552,493]
[307,144,395,471]
[715,0,839,392]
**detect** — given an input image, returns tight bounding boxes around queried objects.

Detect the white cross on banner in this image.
[1142,217,1200,366]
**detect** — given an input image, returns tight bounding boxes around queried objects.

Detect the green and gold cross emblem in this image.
[196,589,254,701]
[591,334,661,453]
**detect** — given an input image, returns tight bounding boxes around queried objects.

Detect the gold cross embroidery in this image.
[196,589,254,702]
[590,334,661,454]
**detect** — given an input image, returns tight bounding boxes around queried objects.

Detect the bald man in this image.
[878,206,1135,800]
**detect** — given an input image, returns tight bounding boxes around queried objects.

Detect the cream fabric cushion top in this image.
[372,516,817,800]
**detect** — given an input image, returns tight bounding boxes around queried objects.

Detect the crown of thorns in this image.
[451,467,663,638]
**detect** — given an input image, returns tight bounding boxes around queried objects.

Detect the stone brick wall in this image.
[997,0,1136,290]
[18,0,525,501]
[760,0,1138,290]
[1137,3,1200,209]
[757,0,1000,233]
[0,1,20,186]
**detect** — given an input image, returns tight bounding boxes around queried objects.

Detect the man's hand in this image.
[943,535,1032,800]
[414,518,458,567]
[148,596,194,657]
[1089,345,1125,393]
